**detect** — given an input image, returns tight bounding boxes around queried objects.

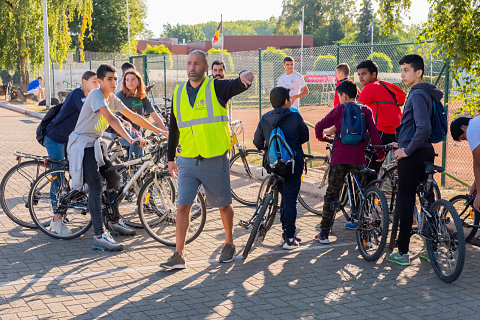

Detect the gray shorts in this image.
[176,154,232,208]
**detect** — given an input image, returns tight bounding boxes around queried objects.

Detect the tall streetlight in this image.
[42,0,51,108]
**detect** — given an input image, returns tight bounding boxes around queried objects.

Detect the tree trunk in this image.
[18,53,29,93]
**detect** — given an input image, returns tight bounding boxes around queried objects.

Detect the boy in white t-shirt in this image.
[277,56,309,113]
[451,116,480,211]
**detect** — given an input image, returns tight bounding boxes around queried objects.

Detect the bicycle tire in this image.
[230,149,265,206]
[449,194,478,243]
[29,168,92,239]
[138,175,206,246]
[0,160,47,228]
[297,156,329,215]
[426,199,465,283]
[356,186,389,262]
[258,176,279,234]
[243,193,273,259]
[389,197,400,251]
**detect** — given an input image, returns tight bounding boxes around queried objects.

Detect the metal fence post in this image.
[336,43,340,65]
[258,48,262,120]
[51,61,55,97]
[143,55,148,86]
[441,59,451,187]
[164,55,167,108]
[89,60,92,71]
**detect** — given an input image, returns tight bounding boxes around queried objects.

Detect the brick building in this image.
[136,35,314,54]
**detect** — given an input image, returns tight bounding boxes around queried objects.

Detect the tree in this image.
[162,23,206,43]
[367,52,393,73]
[0,0,92,91]
[199,18,277,39]
[207,48,235,73]
[378,0,480,115]
[355,0,374,44]
[275,0,355,46]
[69,0,147,54]
[143,44,173,68]
[313,54,337,71]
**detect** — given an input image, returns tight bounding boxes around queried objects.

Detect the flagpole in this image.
[370,19,374,58]
[221,14,224,62]
[300,6,304,75]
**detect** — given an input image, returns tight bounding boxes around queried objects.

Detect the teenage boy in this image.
[386,54,443,266]
[314,80,384,244]
[67,64,164,251]
[450,116,480,211]
[333,63,350,107]
[253,87,309,249]
[277,56,309,113]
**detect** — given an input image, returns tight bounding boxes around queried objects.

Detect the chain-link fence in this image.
[3,42,471,189]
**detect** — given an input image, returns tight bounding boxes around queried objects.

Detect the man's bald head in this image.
[188,50,208,65]
[187,50,209,83]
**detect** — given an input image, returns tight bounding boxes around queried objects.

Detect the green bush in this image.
[143,44,173,68]
[261,47,288,82]
[207,48,235,73]
[367,52,393,73]
[313,54,337,71]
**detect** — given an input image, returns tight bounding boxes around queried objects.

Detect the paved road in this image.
[1,107,480,320]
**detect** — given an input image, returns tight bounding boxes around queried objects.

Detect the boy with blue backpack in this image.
[253,87,309,249]
[314,80,384,244]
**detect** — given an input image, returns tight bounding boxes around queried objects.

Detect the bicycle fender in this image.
[366,179,384,189]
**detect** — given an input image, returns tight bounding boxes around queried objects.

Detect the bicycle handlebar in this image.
[371,144,397,151]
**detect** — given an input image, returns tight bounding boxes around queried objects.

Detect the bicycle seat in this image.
[44,157,68,166]
[423,161,444,174]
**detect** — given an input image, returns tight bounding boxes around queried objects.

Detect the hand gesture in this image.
[240,71,254,88]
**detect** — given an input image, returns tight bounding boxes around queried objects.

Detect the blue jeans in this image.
[43,135,65,210]
[120,138,145,159]
[278,158,304,239]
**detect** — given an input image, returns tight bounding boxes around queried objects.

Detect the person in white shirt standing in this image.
[277,56,309,113]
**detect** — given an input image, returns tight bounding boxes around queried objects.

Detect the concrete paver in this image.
[0,106,480,319]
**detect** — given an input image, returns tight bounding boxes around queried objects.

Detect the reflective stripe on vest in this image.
[175,78,229,129]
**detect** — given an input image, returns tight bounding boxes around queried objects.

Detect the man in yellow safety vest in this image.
[162,50,254,269]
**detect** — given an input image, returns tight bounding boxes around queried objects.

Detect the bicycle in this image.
[241,172,281,259]
[329,162,390,262]
[389,162,465,283]
[449,194,478,243]
[0,152,52,228]
[229,120,265,206]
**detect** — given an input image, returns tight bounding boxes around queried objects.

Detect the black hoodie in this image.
[253,108,309,169]
[395,82,443,156]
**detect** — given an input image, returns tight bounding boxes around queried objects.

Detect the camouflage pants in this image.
[320,164,361,233]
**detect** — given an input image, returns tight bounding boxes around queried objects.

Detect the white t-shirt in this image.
[277,71,307,112]
[467,115,480,151]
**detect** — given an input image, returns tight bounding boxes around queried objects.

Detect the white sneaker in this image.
[50,218,72,235]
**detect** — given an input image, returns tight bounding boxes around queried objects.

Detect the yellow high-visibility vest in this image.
[173,77,230,158]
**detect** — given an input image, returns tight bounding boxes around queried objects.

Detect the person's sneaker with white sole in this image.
[92,231,123,251]
[219,243,236,263]
[315,230,330,244]
[162,252,186,269]
[108,219,136,236]
[50,218,72,235]
[280,233,302,246]
[282,237,299,250]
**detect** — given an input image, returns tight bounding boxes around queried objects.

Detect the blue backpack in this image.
[339,103,365,145]
[268,125,296,176]
[430,99,448,143]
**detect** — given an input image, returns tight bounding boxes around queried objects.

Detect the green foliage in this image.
[275,0,355,46]
[367,52,393,72]
[356,0,374,44]
[378,0,480,115]
[261,47,287,61]
[200,18,277,39]
[143,45,173,68]
[313,54,337,71]
[162,23,206,42]
[0,0,93,90]
[207,48,235,73]
[69,0,146,55]
[261,47,288,83]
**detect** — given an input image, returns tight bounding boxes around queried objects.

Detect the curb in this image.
[0,101,44,120]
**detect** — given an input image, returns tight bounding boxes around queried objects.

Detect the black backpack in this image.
[36,103,63,146]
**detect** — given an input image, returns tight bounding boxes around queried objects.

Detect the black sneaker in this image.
[282,237,299,250]
[219,243,236,263]
[162,252,186,270]
[280,233,302,245]
[315,230,330,244]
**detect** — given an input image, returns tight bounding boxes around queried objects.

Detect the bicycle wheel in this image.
[29,168,92,239]
[138,175,206,246]
[298,156,329,215]
[0,160,47,228]
[425,199,465,283]
[230,149,265,206]
[449,195,478,243]
[356,186,389,261]
[243,176,278,259]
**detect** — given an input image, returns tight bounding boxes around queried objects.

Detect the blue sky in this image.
[145,0,430,37]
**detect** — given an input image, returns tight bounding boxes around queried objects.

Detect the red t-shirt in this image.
[333,78,348,107]
[357,80,406,134]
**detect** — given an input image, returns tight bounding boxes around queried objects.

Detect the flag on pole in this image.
[298,18,304,34]
[366,19,374,36]
[212,21,222,45]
